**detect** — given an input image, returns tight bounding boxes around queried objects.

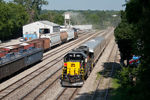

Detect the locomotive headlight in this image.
[85,58,87,63]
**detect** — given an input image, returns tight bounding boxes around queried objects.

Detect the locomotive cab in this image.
[61,47,91,87]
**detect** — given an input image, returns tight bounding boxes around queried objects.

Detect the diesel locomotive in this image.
[60,36,106,86]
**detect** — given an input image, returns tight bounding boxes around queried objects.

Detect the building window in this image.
[39,28,50,34]
[53,26,60,32]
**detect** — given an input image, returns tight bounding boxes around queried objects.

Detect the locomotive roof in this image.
[82,36,104,53]
[66,51,87,58]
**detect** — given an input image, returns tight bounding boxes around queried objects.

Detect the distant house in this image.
[23,21,60,40]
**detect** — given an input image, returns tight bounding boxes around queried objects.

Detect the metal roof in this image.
[24,20,59,27]
[82,36,104,53]
[39,21,59,26]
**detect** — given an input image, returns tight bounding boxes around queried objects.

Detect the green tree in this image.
[13,0,48,22]
[125,0,150,99]
[53,14,64,25]
[114,11,135,65]
[39,11,64,25]
[113,0,150,99]
[39,10,120,29]
[0,2,29,41]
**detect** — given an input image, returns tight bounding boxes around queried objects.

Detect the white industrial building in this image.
[73,25,93,30]
[23,21,60,40]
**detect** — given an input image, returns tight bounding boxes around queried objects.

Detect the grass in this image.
[96,72,102,80]
[109,78,123,100]
[111,78,120,89]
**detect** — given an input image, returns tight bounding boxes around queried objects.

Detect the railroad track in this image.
[0,30,88,48]
[21,30,108,100]
[21,71,62,100]
[56,88,79,100]
[54,29,115,100]
[33,29,114,100]
[0,29,110,100]
[42,30,96,60]
[42,29,105,60]
[104,46,119,100]
[91,42,119,100]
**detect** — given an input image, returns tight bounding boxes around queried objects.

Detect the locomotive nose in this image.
[67,62,80,76]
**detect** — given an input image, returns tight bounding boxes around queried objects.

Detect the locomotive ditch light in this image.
[64,63,67,66]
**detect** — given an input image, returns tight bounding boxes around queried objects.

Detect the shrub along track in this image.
[0,28,112,100]
[91,41,119,100]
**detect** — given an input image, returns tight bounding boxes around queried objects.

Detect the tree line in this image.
[0,0,63,41]
[0,0,120,41]
[0,0,29,41]
[38,10,121,29]
[113,0,150,100]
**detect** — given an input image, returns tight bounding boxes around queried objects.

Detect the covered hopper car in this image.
[60,36,106,87]
[0,47,43,81]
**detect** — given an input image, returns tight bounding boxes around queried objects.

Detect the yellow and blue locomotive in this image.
[61,46,93,86]
[61,36,106,87]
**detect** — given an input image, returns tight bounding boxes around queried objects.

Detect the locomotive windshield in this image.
[64,53,84,61]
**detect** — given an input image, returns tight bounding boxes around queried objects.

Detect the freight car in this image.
[0,47,43,81]
[0,27,78,81]
[23,28,78,51]
[60,36,106,87]
[60,31,68,43]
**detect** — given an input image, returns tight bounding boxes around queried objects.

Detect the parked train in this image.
[0,28,78,58]
[23,25,78,48]
[0,28,78,81]
[0,47,43,81]
[60,32,113,87]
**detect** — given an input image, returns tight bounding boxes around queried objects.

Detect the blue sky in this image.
[5,0,126,10]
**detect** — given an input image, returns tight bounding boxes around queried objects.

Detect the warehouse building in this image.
[23,21,60,40]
